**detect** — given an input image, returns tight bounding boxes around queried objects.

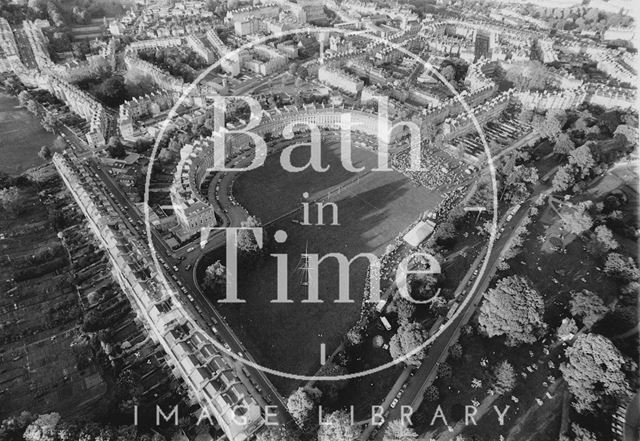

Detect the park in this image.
[198,136,443,392]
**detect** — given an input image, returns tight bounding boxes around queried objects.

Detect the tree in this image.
[440,65,456,82]
[23,413,61,441]
[26,99,39,115]
[18,90,32,106]
[383,420,418,441]
[553,133,575,156]
[389,322,428,366]
[449,342,463,359]
[614,124,637,147]
[533,112,562,141]
[604,252,640,281]
[203,261,226,289]
[518,107,534,124]
[286,387,318,427]
[390,298,416,325]
[107,137,126,159]
[588,225,618,255]
[557,318,577,341]
[552,165,575,193]
[560,333,628,412]
[598,111,619,135]
[478,275,545,346]
[568,144,595,178]
[96,75,128,107]
[570,290,608,329]
[0,186,23,214]
[237,216,262,253]
[346,327,364,346]
[38,145,51,160]
[0,411,35,441]
[158,148,174,163]
[41,112,60,132]
[255,426,295,441]
[561,204,593,236]
[569,423,597,441]
[493,360,516,394]
[317,410,360,441]
[53,136,66,152]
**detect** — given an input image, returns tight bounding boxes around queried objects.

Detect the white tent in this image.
[403,220,435,247]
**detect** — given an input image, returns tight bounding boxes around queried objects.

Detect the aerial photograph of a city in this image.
[0,0,638,440]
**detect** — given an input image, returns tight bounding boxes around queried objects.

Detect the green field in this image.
[0,94,55,175]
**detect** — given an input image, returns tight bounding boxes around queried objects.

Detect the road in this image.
[363,182,552,441]
[79,155,294,429]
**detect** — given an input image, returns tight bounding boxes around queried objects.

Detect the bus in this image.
[380,316,392,331]
[375,299,387,313]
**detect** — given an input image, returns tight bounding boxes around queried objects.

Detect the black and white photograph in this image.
[0,0,638,440]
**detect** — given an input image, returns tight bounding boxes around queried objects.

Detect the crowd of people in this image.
[391,146,466,190]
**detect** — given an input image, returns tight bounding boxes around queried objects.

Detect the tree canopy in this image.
[551,165,575,193]
[237,215,262,253]
[570,290,608,329]
[286,387,319,427]
[0,186,24,214]
[493,360,516,394]
[553,133,575,156]
[317,410,360,441]
[255,426,295,441]
[389,322,428,366]
[568,144,595,178]
[561,204,593,236]
[383,419,418,441]
[560,333,628,413]
[604,253,640,281]
[478,275,545,345]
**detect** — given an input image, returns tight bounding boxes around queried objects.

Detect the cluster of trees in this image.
[552,143,598,194]
[138,47,207,83]
[18,90,72,136]
[0,2,44,23]
[76,75,129,109]
[0,412,166,441]
[0,186,25,215]
[530,109,566,142]
[527,5,633,34]
[550,108,636,195]
[506,62,549,91]
[106,137,127,159]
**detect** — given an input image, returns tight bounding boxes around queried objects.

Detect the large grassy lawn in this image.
[199,140,442,393]
[0,94,55,175]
